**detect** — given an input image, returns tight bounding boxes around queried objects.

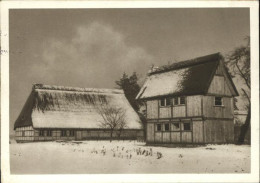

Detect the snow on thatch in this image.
[136,53,221,100]
[14,85,141,129]
[136,68,189,99]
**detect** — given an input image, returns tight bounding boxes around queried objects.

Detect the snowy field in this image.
[10,140,250,174]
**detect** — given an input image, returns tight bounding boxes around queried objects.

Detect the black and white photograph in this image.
[1,1,259,183]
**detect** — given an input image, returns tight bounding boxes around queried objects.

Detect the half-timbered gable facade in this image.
[14,84,143,142]
[136,53,239,144]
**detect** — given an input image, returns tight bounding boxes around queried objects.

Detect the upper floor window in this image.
[215,97,222,106]
[160,98,171,107]
[180,96,186,105]
[173,96,186,105]
[173,97,178,105]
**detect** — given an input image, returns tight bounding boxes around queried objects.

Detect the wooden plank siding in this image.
[171,132,181,142]
[215,63,224,75]
[218,60,237,96]
[147,100,159,119]
[182,132,192,143]
[172,106,186,117]
[160,107,171,118]
[208,76,226,95]
[192,121,204,143]
[203,96,233,119]
[147,123,155,142]
[162,132,171,142]
[186,95,202,117]
[204,119,234,143]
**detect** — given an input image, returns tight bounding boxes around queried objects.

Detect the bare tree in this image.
[97,104,127,141]
[225,36,250,144]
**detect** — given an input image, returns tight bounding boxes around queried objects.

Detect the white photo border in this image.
[1,1,259,183]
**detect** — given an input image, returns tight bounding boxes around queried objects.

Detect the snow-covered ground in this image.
[10,140,250,174]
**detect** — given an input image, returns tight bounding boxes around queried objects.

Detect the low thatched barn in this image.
[14,84,143,142]
[136,53,239,144]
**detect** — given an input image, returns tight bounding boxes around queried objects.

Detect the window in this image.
[172,123,180,131]
[61,130,67,137]
[39,130,44,136]
[160,98,171,107]
[70,130,74,136]
[183,122,191,131]
[160,99,165,106]
[180,96,185,105]
[164,123,170,131]
[173,97,179,105]
[166,98,171,106]
[46,130,52,136]
[215,97,222,106]
[22,131,25,137]
[156,124,162,131]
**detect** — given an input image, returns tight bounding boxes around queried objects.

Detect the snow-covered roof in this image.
[137,53,225,100]
[14,84,141,129]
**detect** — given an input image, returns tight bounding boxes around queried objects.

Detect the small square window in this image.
[61,130,67,137]
[47,130,52,136]
[164,123,170,131]
[215,97,222,106]
[156,124,162,131]
[70,130,74,136]
[173,97,179,105]
[166,98,171,106]
[160,98,171,107]
[172,123,180,131]
[183,122,191,131]
[180,96,185,105]
[160,99,165,106]
[39,130,44,136]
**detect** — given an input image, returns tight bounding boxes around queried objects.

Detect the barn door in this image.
[76,131,82,140]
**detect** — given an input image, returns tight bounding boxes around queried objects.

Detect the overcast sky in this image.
[9,8,249,133]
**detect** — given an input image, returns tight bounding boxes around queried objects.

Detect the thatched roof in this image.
[136,53,238,100]
[14,84,141,129]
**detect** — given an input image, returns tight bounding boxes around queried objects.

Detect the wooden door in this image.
[76,131,82,140]
[146,123,154,142]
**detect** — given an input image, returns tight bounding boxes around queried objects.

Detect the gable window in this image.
[172,123,180,131]
[180,96,186,105]
[61,130,67,137]
[70,130,75,136]
[173,97,179,105]
[215,97,222,106]
[39,130,44,136]
[183,122,191,131]
[46,130,52,136]
[156,124,162,131]
[164,123,170,131]
[160,98,171,107]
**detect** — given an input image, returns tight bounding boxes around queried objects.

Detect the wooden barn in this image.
[14,84,143,142]
[136,53,239,144]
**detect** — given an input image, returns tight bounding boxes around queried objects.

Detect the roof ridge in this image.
[32,84,123,94]
[149,52,221,75]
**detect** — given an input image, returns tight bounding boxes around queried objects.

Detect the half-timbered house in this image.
[14,84,143,142]
[136,53,239,144]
